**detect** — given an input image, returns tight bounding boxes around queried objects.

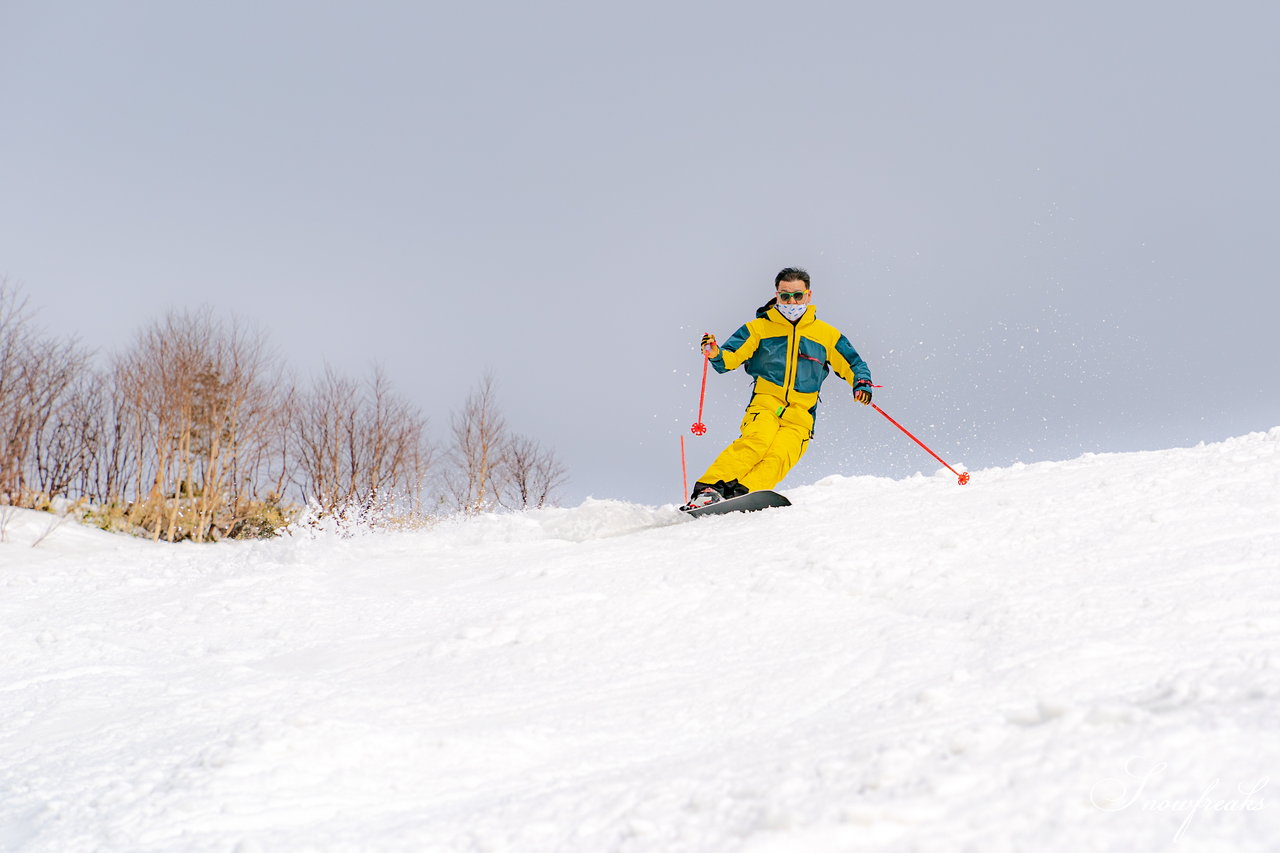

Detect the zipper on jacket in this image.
[782,321,799,407]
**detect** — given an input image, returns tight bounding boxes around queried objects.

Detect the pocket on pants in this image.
[778,404,815,435]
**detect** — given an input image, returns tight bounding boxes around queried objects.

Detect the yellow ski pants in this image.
[697,395,812,493]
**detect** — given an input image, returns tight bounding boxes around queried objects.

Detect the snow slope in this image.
[2,430,1279,853]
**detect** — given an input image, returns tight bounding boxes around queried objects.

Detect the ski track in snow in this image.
[2,430,1279,852]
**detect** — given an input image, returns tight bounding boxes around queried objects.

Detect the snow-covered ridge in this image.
[2,429,1278,852]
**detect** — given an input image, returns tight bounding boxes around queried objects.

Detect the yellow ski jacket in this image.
[709,303,872,429]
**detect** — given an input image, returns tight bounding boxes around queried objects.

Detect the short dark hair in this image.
[775,267,810,289]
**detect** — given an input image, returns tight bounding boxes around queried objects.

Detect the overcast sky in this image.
[3,1,1277,506]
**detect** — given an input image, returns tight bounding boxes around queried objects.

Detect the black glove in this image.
[853,379,873,405]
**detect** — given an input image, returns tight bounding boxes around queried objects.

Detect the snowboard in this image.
[679,489,791,518]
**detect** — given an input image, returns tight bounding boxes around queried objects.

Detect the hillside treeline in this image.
[0,283,565,541]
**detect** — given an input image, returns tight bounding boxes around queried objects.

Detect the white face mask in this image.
[777,302,808,321]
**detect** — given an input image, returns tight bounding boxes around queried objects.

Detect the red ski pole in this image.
[681,348,710,501]
[680,434,689,500]
[690,352,709,436]
[871,403,970,485]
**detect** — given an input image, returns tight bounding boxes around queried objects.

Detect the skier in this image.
[684,267,874,510]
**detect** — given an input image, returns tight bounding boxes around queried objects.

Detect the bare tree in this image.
[34,398,91,500]
[364,366,432,514]
[187,316,281,541]
[443,373,509,513]
[114,316,181,538]
[441,375,571,513]
[29,339,94,498]
[113,308,285,541]
[0,280,90,506]
[289,364,431,518]
[289,366,360,512]
[0,281,31,502]
[57,372,135,507]
[498,434,568,509]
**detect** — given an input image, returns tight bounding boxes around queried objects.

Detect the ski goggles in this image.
[777,290,809,303]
